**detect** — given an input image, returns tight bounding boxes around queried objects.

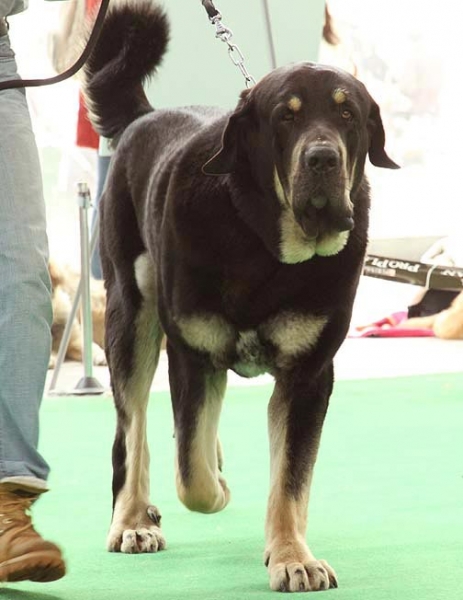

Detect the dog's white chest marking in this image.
[177,311,327,375]
[177,314,235,356]
[261,312,328,361]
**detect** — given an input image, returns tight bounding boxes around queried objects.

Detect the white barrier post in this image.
[72,182,105,395]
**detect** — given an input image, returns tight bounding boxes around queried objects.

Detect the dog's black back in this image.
[84,0,397,592]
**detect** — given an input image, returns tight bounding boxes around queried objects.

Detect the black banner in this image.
[364,255,463,291]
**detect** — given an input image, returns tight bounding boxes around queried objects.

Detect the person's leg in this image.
[0,31,65,582]
[90,153,111,280]
[0,34,51,488]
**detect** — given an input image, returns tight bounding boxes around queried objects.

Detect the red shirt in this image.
[76,0,101,149]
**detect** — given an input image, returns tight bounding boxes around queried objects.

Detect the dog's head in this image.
[203,63,398,263]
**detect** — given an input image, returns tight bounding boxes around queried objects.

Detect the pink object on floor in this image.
[350,311,435,338]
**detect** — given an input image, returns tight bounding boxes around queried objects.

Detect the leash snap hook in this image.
[212,16,233,43]
[202,0,255,88]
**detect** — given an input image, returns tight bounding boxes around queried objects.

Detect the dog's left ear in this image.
[202,90,252,176]
[368,100,400,169]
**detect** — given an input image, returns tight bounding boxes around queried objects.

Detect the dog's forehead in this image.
[256,62,366,110]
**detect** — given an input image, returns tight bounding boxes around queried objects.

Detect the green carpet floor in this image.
[1,373,462,600]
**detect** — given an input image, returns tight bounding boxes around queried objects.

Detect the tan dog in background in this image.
[48,260,107,368]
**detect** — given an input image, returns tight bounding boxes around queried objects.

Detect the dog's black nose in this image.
[333,215,354,232]
[306,146,340,173]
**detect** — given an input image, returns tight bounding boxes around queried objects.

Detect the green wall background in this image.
[146,0,326,110]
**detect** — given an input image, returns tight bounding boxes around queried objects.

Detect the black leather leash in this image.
[0,0,254,91]
[201,0,220,20]
[0,0,110,91]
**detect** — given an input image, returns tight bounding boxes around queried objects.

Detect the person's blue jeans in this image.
[90,153,111,280]
[0,34,52,491]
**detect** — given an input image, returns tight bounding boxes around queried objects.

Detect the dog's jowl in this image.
[84,0,398,592]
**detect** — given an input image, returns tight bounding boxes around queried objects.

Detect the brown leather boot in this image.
[0,485,65,583]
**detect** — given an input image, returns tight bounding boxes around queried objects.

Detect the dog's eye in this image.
[341,108,353,121]
[281,111,295,122]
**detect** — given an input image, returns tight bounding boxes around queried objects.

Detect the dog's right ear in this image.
[202,90,252,176]
[368,99,400,170]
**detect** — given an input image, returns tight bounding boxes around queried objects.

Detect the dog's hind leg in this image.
[264,366,338,592]
[167,343,230,514]
[105,252,165,554]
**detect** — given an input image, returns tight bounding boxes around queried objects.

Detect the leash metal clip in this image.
[210,12,232,43]
[206,6,256,89]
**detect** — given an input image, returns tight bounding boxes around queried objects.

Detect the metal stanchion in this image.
[48,182,105,395]
[73,183,105,394]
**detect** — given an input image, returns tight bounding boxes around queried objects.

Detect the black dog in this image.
[84,0,398,592]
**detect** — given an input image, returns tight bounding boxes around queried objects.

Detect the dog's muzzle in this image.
[294,143,354,237]
[305,145,340,175]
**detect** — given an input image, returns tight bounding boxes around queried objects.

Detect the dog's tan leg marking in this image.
[175,371,230,513]
[108,406,165,554]
[107,253,166,554]
[264,384,337,592]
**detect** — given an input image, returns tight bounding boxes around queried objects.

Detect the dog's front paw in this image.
[107,525,166,554]
[268,559,337,593]
[107,505,166,554]
[122,527,165,553]
[92,343,107,366]
[264,541,337,592]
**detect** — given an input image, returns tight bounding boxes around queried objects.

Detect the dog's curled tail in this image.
[83,0,169,143]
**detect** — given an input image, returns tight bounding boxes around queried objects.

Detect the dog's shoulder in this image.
[118,105,230,199]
